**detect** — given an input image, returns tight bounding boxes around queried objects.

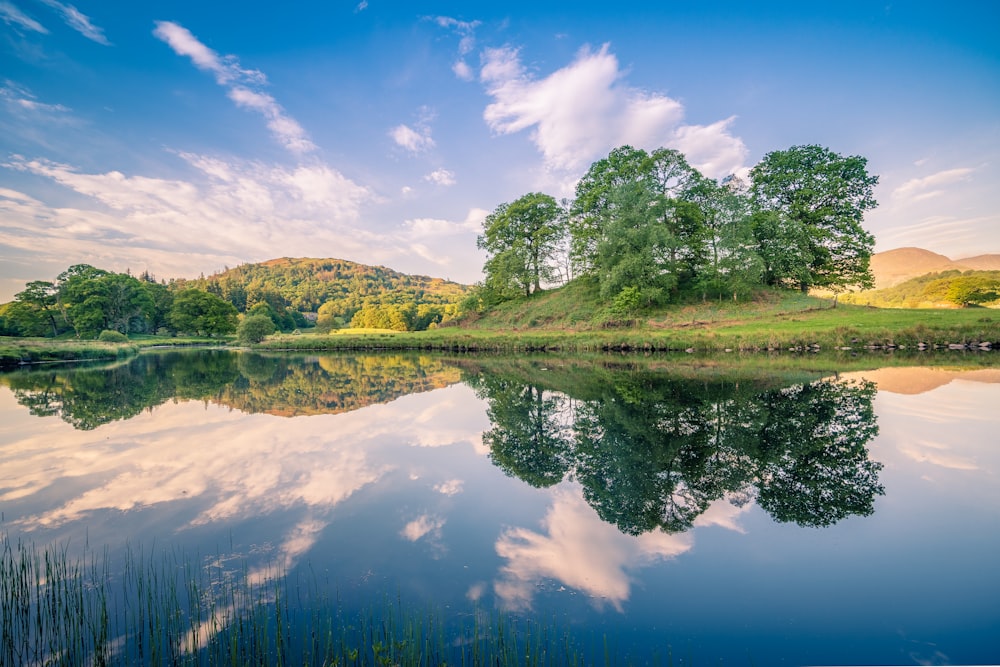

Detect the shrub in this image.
[237,315,277,345]
[97,329,128,342]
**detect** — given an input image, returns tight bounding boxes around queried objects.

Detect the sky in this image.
[1,1,998,301]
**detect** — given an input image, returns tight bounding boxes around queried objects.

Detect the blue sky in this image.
[1,1,998,300]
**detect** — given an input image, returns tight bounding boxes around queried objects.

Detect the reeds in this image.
[1,536,594,666]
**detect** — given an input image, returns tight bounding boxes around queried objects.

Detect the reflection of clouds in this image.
[873,381,999,480]
[494,485,692,612]
[401,514,445,542]
[693,495,754,533]
[3,384,489,535]
[434,479,464,496]
[898,439,978,471]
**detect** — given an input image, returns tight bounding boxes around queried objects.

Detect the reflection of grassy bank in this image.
[0,338,139,370]
[0,336,228,370]
[0,538,588,666]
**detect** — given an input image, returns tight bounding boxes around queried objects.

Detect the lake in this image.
[1,350,997,665]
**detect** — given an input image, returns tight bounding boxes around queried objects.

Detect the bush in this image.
[97,329,129,342]
[237,315,277,345]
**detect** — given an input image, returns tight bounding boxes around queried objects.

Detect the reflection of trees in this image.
[469,364,883,533]
[2,352,462,429]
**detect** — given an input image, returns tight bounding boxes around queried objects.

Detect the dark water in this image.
[1,350,997,665]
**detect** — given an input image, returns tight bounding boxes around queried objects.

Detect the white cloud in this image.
[891,167,975,200]
[355,1,368,12]
[153,21,315,155]
[38,0,109,45]
[424,168,456,186]
[0,1,48,33]
[0,154,375,283]
[401,514,445,542]
[1,81,69,114]
[390,123,435,153]
[433,15,481,81]
[452,60,473,81]
[404,207,485,237]
[479,43,748,179]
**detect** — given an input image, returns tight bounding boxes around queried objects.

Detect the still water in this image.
[1,350,997,665]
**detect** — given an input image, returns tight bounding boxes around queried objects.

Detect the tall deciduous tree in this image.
[750,145,878,291]
[478,192,565,300]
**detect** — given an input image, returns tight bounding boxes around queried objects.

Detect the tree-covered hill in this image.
[0,258,473,339]
[166,257,472,329]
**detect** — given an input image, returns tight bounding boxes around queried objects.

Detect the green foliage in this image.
[181,257,469,325]
[238,314,277,344]
[750,144,878,291]
[478,192,566,300]
[168,289,238,336]
[97,329,129,342]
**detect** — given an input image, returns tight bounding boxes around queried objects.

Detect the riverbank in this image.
[257,300,998,354]
[3,297,997,368]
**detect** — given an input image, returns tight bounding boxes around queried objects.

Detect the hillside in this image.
[182,257,472,321]
[871,247,1000,289]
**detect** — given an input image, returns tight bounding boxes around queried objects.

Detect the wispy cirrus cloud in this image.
[433,15,481,81]
[153,21,315,155]
[38,0,109,45]
[0,1,47,33]
[891,167,975,202]
[479,43,748,179]
[1,80,69,114]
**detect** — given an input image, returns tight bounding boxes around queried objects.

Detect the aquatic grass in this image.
[1,536,607,666]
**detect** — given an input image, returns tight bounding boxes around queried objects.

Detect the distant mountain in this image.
[870,247,1000,289]
[184,257,471,318]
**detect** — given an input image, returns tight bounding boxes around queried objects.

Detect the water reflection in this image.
[467,360,884,533]
[0,352,997,663]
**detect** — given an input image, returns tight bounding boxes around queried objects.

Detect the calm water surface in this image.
[1,351,997,665]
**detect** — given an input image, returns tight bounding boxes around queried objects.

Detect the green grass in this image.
[256,287,998,354]
[1,537,595,667]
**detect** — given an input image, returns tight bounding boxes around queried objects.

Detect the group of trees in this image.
[0,265,239,338]
[475,144,879,310]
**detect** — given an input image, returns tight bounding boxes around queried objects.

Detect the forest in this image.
[0,257,470,339]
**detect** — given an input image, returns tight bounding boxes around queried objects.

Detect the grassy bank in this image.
[1,537,590,667]
[258,289,998,354]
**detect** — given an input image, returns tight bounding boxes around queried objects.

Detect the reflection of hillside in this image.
[1,351,463,429]
[215,354,462,416]
[838,367,1000,394]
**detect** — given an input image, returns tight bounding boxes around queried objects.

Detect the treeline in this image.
[840,270,1000,308]
[471,144,879,313]
[0,265,245,339]
[1,257,472,339]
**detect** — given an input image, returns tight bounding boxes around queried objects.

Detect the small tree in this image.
[478,192,565,300]
[237,314,277,344]
[168,289,238,336]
